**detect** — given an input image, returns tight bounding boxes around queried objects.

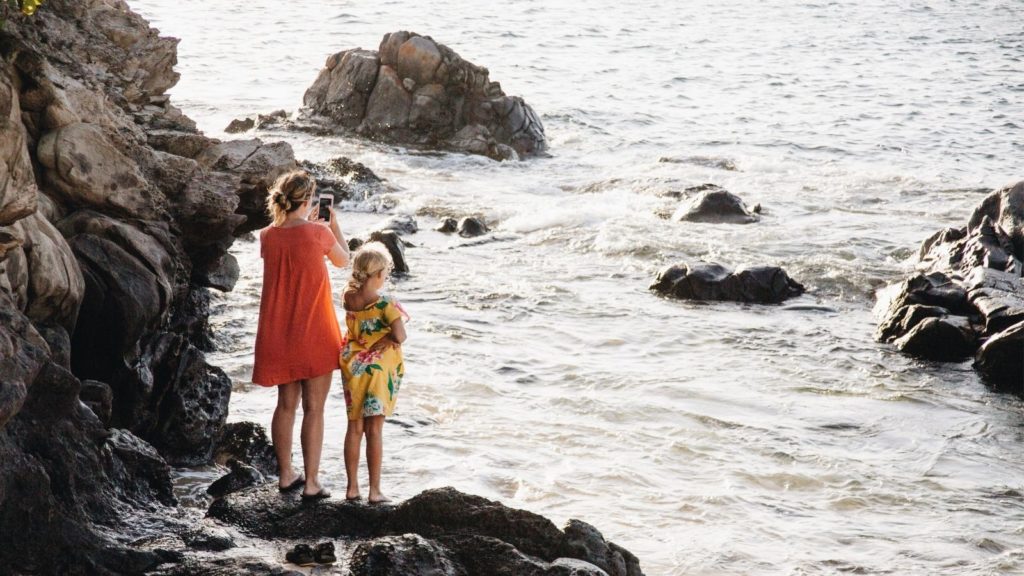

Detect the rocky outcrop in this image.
[437,216,489,237]
[651,262,805,304]
[208,484,644,576]
[302,31,546,161]
[875,181,1024,393]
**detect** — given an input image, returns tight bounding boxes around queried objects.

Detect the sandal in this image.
[314,541,337,564]
[278,476,305,493]
[301,488,332,501]
[285,543,316,567]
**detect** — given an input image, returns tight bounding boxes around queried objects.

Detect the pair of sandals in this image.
[285,542,335,566]
[279,476,332,501]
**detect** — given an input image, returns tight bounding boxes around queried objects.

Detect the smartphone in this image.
[317,194,333,221]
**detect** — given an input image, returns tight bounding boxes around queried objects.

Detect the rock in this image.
[225,117,255,133]
[148,129,214,159]
[182,526,236,552]
[968,180,1024,258]
[103,428,177,507]
[8,211,85,331]
[457,216,488,238]
[875,304,951,344]
[207,460,265,499]
[964,267,1024,334]
[212,421,278,477]
[302,31,546,159]
[208,485,645,575]
[349,534,465,576]
[974,321,1024,393]
[368,230,410,274]
[80,379,113,425]
[651,262,805,304]
[36,122,160,218]
[379,214,419,235]
[435,217,457,233]
[203,252,240,292]
[256,109,289,129]
[893,316,977,361]
[0,66,37,226]
[673,189,759,224]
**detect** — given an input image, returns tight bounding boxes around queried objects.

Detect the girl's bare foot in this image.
[368,489,391,504]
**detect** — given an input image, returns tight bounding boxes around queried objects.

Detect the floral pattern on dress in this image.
[339,295,408,421]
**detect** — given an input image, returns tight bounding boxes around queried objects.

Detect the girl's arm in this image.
[389,318,407,344]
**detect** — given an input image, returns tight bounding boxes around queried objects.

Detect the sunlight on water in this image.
[133,1,1024,573]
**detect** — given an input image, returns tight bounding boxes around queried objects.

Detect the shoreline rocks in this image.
[874,180,1024,393]
[206,484,644,576]
[300,31,547,161]
[651,262,806,304]
[673,187,760,224]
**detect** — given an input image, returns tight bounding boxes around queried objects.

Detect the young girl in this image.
[340,243,408,503]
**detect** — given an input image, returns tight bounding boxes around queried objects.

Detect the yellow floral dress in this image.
[340,295,408,420]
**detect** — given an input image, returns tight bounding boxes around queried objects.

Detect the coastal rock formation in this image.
[436,216,489,237]
[208,484,644,576]
[302,31,546,161]
[673,188,760,224]
[651,262,806,304]
[875,180,1024,393]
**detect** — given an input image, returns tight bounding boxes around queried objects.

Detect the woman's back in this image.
[253,223,342,385]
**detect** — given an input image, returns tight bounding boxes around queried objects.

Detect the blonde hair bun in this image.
[266,170,316,226]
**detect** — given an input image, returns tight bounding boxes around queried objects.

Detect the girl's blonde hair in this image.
[266,170,316,226]
[345,242,393,294]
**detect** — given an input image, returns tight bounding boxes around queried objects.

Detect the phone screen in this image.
[317,195,333,221]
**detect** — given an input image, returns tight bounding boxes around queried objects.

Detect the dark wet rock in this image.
[369,229,410,274]
[458,216,489,238]
[300,156,390,206]
[182,525,236,552]
[256,109,289,129]
[379,214,419,235]
[658,155,737,171]
[103,428,177,507]
[225,117,255,133]
[974,321,1024,394]
[211,421,278,477]
[302,31,546,160]
[876,180,1024,390]
[80,379,113,425]
[350,534,465,576]
[349,237,365,252]
[893,316,977,361]
[208,485,644,575]
[673,189,759,224]
[202,252,240,292]
[207,459,265,499]
[436,217,458,233]
[651,262,805,304]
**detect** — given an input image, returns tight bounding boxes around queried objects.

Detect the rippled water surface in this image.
[133,1,1024,573]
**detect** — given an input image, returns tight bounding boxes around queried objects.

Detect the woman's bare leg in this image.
[272,382,302,488]
[344,417,365,499]
[299,372,332,496]
[365,415,388,502]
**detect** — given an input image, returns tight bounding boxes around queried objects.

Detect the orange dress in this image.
[252,223,342,386]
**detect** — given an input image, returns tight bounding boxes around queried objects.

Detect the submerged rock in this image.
[368,230,410,274]
[207,459,265,499]
[457,216,489,238]
[673,189,759,224]
[302,31,546,160]
[651,262,805,304]
[875,180,1024,390]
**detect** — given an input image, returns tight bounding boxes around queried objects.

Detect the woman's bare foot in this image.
[368,489,391,504]
[302,479,325,498]
[278,470,305,492]
[345,487,362,501]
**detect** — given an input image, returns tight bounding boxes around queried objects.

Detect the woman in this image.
[252,170,349,500]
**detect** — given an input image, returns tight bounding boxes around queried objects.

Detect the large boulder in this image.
[303,31,546,160]
[651,262,805,304]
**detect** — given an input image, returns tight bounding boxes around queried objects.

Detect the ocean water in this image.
[132,1,1024,574]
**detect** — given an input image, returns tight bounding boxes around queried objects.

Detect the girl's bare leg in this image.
[272,382,302,488]
[365,415,389,502]
[344,417,365,499]
[299,372,332,496]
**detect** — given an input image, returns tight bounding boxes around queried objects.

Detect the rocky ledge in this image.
[874,180,1024,393]
[199,484,643,576]
[241,31,547,161]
